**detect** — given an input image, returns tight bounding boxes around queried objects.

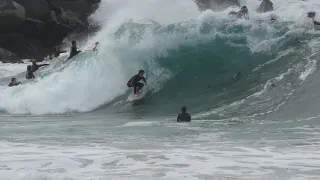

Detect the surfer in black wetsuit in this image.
[68,40,81,60]
[8,77,21,87]
[26,65,35,79]
[127,70,147,94]
[177,106,191,122]
[93,42,99,51]
[308,12,320,25]
[31,60,49,72]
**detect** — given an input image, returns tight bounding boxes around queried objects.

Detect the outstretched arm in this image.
[39,64,49,67]
[142,77,147,83]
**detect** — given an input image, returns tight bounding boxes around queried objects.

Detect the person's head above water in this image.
[95,42,99,45]
[181,106,187,113]
[240,6,248,13]
[308,11,316,19]
[138,70,145,77]
[11,77,17,83]
[32,60,37,65]
[72,40,77,46]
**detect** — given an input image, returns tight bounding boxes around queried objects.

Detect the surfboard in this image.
[127,89,147,102]
[41,73,48,79]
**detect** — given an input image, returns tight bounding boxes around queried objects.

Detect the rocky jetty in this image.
[195,0,240,11]
[0,0,100,63]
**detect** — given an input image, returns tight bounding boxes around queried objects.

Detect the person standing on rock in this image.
[68,40,82,59]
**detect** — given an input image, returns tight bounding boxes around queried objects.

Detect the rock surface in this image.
[257,0,273,13]
[0,0,101,62]
[14,0,50,21]
[195,0,240,11]
[0,48,23,63]
[0,0,25,33]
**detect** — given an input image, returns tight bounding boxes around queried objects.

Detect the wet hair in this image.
[139,70,145,74]
[11,77,16,82]
[32,60,36,64]
[181,106,187,112]
[27,65,31,71]
[241,6,247,9]
[95,42,99,45]
[72,40,76,45]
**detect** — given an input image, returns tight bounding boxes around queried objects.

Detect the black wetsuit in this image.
[127,74,147,94]
[68,46,81,59]
[314,21,320,25]
[8,82,21,87]
[31,64,49,72]
[26,71,35,79]
[177,112,191,122]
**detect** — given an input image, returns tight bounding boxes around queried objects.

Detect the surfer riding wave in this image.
[127,70,147,94]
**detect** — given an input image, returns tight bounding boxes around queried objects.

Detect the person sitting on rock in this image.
[26,65,35,80]
[68,40,82,59]
[8,77,21,87]
[229,6,249,18]
[307,11,320,25]
[177,106,191,122]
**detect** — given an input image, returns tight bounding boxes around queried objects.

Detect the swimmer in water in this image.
[177,106,191,122]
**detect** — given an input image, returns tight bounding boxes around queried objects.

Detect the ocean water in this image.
[0,0,320,179]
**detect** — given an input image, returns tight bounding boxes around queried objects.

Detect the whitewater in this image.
[0,0,320,179]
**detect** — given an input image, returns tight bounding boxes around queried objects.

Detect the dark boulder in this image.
[0,48,23,63]
[14,0,50,21]
[17,18,46,40]
[257,0,273,13]
[50,0,91,21]
[0,32,48,59]
[59,8,85,28]
[195,0,240,11]
[0,0,101,62]
[0,0,25,33]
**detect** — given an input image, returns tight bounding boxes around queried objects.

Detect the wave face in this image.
[0,0,320,118]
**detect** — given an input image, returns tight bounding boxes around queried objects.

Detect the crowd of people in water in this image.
[7,40,99,87]
[6,8,320,122]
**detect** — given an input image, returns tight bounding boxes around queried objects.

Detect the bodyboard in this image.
[41,73,48,79]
